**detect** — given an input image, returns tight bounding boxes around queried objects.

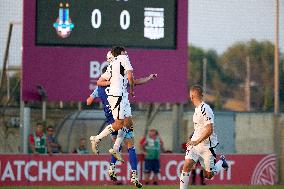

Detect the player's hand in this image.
[186,140,199,147]
[86,96,94,105]
[149,74,157,80]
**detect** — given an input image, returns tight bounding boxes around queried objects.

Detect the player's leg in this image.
[108,134,120,181]
[109,99,132,160]
[124,137,142,188]
[90,96,124,154]
[109,128,125,163]
[202,147,229,179]
[112,99,133,150]
[124,116,133,128]
[180,158,196,189]
[180,147,198,189]
[110,117,132,154]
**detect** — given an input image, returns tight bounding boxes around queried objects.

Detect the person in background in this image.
[46,125,62,154]
[73,138,89,154]
[29,122,51,154]
[140,129,165,185]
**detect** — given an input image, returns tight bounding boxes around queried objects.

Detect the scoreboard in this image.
[36,0,176,49]
[23,0,188,103]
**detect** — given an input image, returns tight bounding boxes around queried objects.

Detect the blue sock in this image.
[110,146,122,164]
[111,155,117,164]
[128,147,137,171]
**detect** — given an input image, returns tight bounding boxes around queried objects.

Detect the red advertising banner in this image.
[0,154,276,186]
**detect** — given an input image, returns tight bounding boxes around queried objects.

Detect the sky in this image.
[188,0,284,54]
[0,0,284,66]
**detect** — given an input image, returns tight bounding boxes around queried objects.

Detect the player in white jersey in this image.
[180,85,228,189]
[90,47,143,187]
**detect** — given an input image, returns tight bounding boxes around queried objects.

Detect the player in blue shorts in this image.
[87,54,157,187]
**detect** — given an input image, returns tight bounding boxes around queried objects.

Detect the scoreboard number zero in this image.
[91,9,130,30]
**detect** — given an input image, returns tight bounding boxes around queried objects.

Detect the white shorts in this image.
[185,143,216,172]
[107,96,131,120]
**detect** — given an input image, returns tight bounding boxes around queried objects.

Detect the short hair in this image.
[111,46,125,57]
[190,85,203,98]
[36,122,43,127]
[47,125,54,130]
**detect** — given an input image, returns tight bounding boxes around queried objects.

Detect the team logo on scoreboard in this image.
[144,7,164,40]
[53,3,75,38]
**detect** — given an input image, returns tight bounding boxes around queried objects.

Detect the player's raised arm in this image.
[86,87,99,105]
[97,65,111,87]
[97,77,111,87]
[134,74,157,86]
[127,70,135,97]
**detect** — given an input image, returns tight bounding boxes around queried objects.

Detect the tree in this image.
[219,39,276,111]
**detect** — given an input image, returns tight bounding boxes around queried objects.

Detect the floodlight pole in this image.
[274,0,279,114]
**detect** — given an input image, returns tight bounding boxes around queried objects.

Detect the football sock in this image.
[96,125,115,140]
[128,147,138,171]
[213,160,223,175]
[180,171,190,189]
[110,146,122,164]
[113,127,128,151]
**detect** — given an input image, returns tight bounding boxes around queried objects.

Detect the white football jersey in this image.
[191,102,218,147]
[101,55,133,96]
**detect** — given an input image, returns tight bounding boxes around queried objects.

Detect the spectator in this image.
[47,126,62,154]
[73,138,89,154]
[29,122,51,154]
[140,129,164,185]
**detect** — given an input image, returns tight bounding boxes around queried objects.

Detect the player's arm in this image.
[127,70,135,97]
[188,108,214,146]
[87,87,99,105]
[134,74,157,86]
[196,124,213,144]
[97,65,111,87]
[96,77,111,87]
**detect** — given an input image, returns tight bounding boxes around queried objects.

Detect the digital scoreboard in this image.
[36,0,177,49]
[23,0,188,103]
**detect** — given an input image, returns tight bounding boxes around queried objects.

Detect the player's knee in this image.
[182,162,190,172]
[124,117,133,128]
[204,171,213,179]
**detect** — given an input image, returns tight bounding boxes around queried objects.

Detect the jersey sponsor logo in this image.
[251,154,277,185]
[53,3,75,38]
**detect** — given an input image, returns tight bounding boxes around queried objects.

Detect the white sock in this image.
[113,127,127,151]
[213,160,223,175]
[96,125,115,140]
[180,171,190,189]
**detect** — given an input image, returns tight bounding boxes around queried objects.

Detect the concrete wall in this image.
[235,113,274,154]
[1,108,284,155]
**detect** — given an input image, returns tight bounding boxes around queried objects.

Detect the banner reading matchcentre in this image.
[22,0,188,103]
[0,154,276,185]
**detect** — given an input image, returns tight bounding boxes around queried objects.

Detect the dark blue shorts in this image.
[144,159,160,173]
